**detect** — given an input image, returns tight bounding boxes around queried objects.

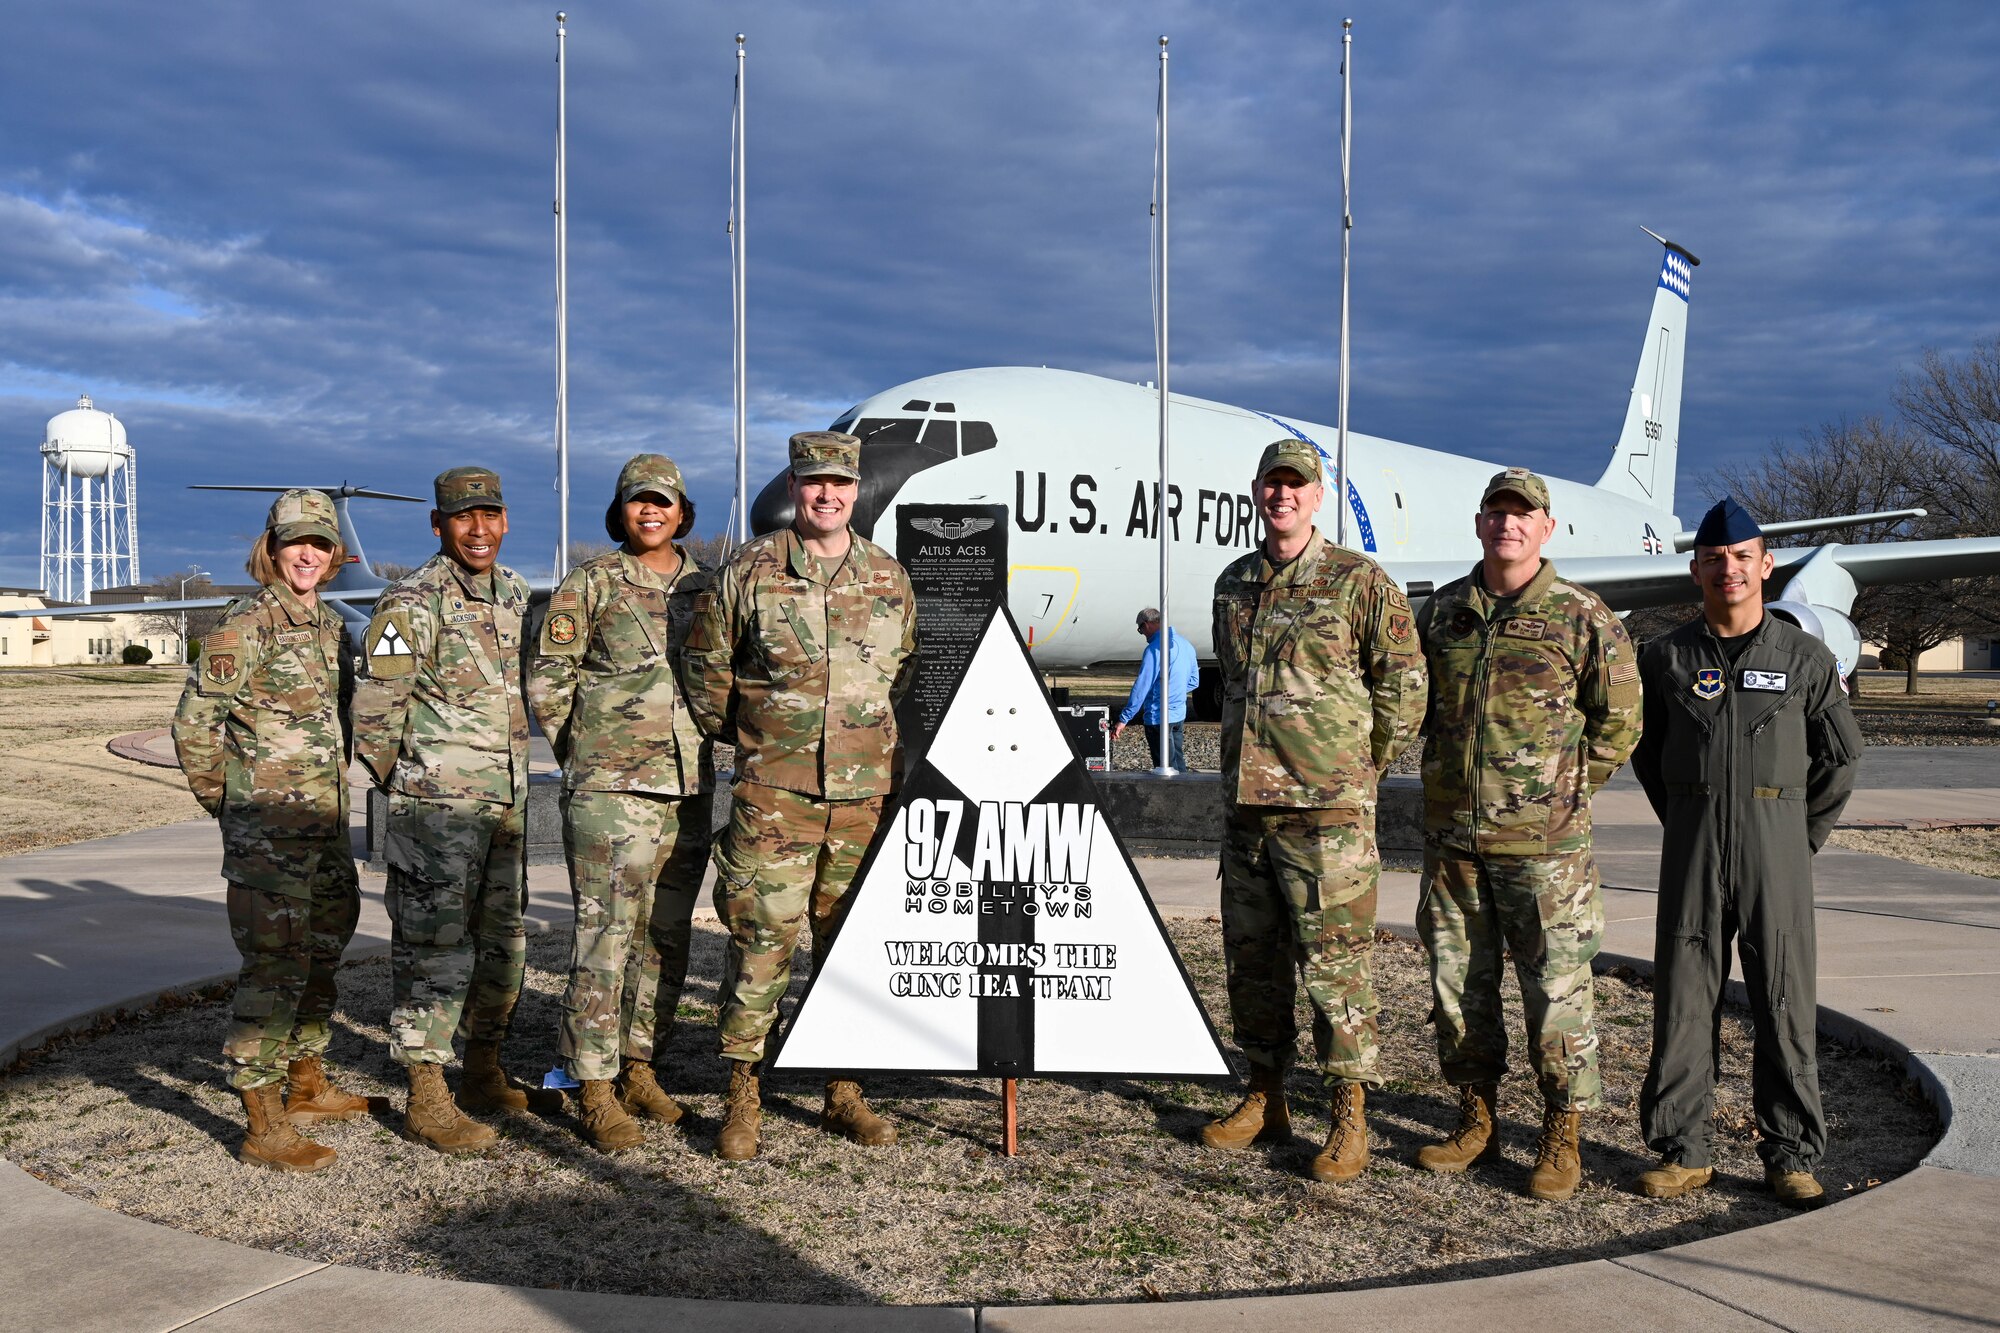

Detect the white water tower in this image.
[40,394,140,602]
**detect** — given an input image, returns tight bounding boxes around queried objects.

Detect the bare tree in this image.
[682,531,733,571]
[136,568,225,644]
[1894,339,2000,644]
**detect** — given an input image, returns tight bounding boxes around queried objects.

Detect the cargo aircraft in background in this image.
[747,233,2000,678]
[17,234,2000,681]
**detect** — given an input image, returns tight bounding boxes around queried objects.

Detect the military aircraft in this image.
[746,233,2000,677]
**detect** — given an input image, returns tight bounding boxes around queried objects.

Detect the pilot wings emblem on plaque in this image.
[910,516,996,541]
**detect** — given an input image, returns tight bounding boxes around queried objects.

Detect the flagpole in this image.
[1152,34,1175,778]
[732,34,749,544]
[554,11,572,579]
[1334,16,1352,549]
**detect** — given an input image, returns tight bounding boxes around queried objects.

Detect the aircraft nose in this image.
[749,470,793,534]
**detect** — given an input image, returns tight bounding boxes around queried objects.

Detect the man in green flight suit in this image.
[1203,437,1427,1185]
[352,466,560,1155]
[1414,467,1642,1201]
[1631,497,1861,1208]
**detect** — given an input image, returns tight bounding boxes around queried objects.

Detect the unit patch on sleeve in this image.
[547,612,579,646]
[1741,669,1788,692]
[365,610,416,679]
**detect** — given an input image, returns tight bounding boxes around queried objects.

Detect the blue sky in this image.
[3,1,1997,585]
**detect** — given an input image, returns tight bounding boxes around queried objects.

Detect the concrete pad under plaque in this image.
[984,1256,1774,1331]
[1616,1166,2000,1329]
[0,1160,324,1333]
[188,1262,976,1333]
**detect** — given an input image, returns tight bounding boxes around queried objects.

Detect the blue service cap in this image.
[1693,496,1764,547]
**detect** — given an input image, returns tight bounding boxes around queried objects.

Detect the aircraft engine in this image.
[1764,599,1862,682]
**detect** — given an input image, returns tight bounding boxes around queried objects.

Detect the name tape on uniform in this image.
[1741,669,1787,692]
[770,605,1230,1081]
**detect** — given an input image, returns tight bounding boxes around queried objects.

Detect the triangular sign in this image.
[770,605,1230,1080]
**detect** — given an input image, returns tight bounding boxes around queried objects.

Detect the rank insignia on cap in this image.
[547,612,578,646]
[1692,668,1724,700]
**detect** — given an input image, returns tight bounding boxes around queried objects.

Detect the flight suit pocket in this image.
[1750,693,1808,790]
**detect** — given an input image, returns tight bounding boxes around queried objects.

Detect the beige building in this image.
[1858,637,2000,672]
[0,587,186,666]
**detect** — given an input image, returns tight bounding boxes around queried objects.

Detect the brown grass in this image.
[0,920,1935,1306]
[1827,827,2000,880]
[0,668,207,855]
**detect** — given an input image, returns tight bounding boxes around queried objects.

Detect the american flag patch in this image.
[1608,661,1638,685]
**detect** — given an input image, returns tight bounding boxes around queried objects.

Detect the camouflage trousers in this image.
[712,781,883,1064]
[383,793,528,1067]
[558,787,714,1082]
[1219,804,1383,1087]
[221,839,360,1091]
[1417,845,1604,1109]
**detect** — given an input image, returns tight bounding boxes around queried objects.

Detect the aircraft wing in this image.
[1388,534,2000,615]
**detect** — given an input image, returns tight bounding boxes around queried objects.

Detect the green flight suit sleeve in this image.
[1579,606,1642,792]
[678,562,739,740]
[1362,566,1427,773]
[1803,659,1863,853]
[1630,642,1671,821]
[526,566,595,763]
[350,585,432,788]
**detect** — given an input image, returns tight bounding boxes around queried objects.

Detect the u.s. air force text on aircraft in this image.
[1014,471,1260,549]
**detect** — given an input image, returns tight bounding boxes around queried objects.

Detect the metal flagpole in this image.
[732,34,749,544]
[554,11,572,579]
[1152,35,1174,777]
[1334,17,1352,549]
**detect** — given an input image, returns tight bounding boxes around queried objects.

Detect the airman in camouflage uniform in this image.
[1413,467,1641,1201]
[528,453,714,1153]
[679,431,917,1160]
[173,489,383,1172]
[1205,438,1427,1185]
[351,466,557,1155]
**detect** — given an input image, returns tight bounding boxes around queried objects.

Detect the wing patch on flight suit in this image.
[365,610,416,679]
[1692,668,1724,699]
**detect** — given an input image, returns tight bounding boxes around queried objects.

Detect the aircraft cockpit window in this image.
[934,402,956,413]
[828,413,858,433]
[902,399,931,412]
[961,421,997,455]
[920,419,957,452]
[850,417,925,446]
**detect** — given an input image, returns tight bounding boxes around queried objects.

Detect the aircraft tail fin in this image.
[1594,230,1697,515]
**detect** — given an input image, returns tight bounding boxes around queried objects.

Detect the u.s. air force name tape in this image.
[1742,669,1787,691]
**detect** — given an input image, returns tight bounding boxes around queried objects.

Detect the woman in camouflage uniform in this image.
[172,489,382,1172]
[528,454,713,1153]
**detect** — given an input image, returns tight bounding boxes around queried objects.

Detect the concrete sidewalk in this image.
[4,764,1999,1330]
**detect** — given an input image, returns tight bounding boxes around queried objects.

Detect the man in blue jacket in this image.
[1112,607,1201,770]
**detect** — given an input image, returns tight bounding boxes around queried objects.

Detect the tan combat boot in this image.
[284,1055,388,1125]
[1526,1105,1583,1201]
[618,1063,686,1125]
[238,1084,336,1172]
[1636,1159,1713,1199]
[1766,1166,1825,1208]
[1415,1083,1502,1173]
[1310,1081,1370,1184]
[458,1038,562,1114]
[822,1079,897,1146]
[1201,1064,1291,1150]
[578,1079,644,1153]
[716,1062,762,1161]
[401,1063,498,1155]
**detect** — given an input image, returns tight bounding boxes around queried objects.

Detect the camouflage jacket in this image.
[1416,558,1641,854]
[171,582,353,888]
[351,554,531,805]
[680,527,916,800]
[1213,530,1427,809]
[527,547,714,796]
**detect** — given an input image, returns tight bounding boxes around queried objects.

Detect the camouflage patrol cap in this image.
[1255,438,1323,483]
[434,466,506,514]
[1481,466,1551,513]
[616,453,685,506]
[266,489,340,545]
[789,431,862,481]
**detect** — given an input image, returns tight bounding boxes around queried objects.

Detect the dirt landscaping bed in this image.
[0,919,1937,1307]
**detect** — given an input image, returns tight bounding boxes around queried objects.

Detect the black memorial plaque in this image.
[895,503,1009,754]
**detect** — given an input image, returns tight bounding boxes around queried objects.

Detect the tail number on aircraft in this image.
[1013,471,1255,549]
